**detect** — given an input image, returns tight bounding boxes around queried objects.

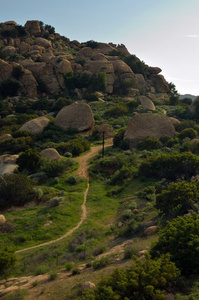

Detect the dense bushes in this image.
[139,152,199,180]
[0,249,16,277]
[0,174,35,208]
[124,54,149,76]
[64,71,107,92]
[11,65,23,80]
[104,105,128,117]
[151,214,199,276]
[0,79,19,97]
[156,180,199,215]
[40,158,75,177]
[84,254,180,299]
[56,137,90,156]
[138,136,162,150]
[0,136,32,155]
[16,148,41,173]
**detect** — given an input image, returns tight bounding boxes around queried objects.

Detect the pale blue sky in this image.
[1,0,199,95]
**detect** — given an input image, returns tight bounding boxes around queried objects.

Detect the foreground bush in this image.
[83,254,180,300]
[16,148,41,173]
[150,214,199,276]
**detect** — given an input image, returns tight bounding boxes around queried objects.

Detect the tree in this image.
[16,148,41,173]
[156,180,199,215]
[169,82,179,105]
[150,214,199,276]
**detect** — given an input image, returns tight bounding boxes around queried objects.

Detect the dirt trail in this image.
[16,140,113,254]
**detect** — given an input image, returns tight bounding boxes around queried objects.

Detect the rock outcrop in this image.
[40,148,61,160]
[125,114,176,146]
[54,102,95,132]
[0,19,172,100]
[19,116,50,135]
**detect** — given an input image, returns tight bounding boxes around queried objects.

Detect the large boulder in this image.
[20,69,38,97]
[125,113,176,146]
[0,59,13,81]
[54,102,95,132]
[169,117,181,129]
[25,20,41,36]
[149,74,170,93]
[34,38,52,49]
[40,148,61,160]
[97,124,115,139]
[19,116,50,135]
[0,215,6,224]
[139,96,155,111]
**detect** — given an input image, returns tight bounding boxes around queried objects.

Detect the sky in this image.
[1,0,199,95]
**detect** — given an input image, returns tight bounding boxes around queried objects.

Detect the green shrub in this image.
[85,92,99,101]
[138,136,162,150]
[52,97,73,111]
[66,175,77,185]
[178,128,197,140]
[40,158,68,177]
[11,65,23,80]
[151,214,199,276]
[49,272,58,281]
[84,254,180,299]
[156,180,199,215]
[104,105,128,117]
[86,40,98,49]
[92,257,111,270]
[0,136,32,155]
[113,127,130,149]
[16,148,41,173]
[34,265,49,275]
[124,246,136,259]
[0,249,16,277]
[0,174,34,208]
[65,262,74,271]
[31,97,50,110]
[0,79,19,97]
[49,196,64,208]
[124,54,149,76]
[139,152,199,180]
[177,120,199,133]
[119,78,136,95]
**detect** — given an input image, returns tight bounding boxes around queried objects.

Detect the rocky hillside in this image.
[0,20,171,102]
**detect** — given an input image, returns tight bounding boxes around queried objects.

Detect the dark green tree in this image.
[16,148,41,173]
[150,214,199,275]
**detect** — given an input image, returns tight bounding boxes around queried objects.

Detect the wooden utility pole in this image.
[102,131,105,158]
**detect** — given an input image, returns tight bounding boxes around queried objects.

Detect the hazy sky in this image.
[1,0,199,95]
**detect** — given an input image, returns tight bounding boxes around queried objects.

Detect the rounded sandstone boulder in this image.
[40,148,61,160]
[19,116,50,135]
[54,102,95,132]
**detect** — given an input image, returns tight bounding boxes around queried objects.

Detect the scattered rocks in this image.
[0,133,12,140]
[132,209,139,214]
[169,117,181,129]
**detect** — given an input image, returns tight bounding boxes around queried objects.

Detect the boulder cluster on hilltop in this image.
[0,20,171,103]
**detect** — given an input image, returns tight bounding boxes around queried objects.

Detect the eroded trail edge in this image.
[16,140,112,254]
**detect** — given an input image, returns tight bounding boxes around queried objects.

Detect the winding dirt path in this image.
[16,140,113,254]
